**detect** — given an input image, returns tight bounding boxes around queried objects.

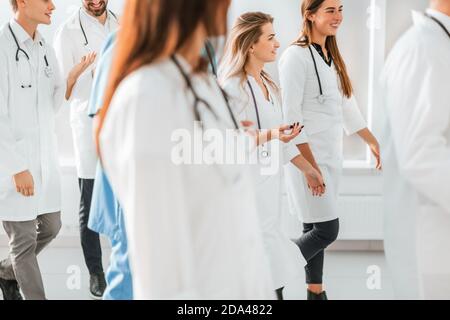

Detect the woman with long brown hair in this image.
[94,0,301,299]
[219,12,325,300]
[279,0,381,299]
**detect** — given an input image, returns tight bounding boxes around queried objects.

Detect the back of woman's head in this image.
[219,11,277,90]
[96,0,231,155]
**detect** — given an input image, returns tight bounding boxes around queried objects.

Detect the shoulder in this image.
[111,60,180,115]
[222,76,246,96]
[280,45,310,64]
[54,12,79,39]
[0,24,12,57]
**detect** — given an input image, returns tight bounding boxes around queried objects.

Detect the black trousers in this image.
[296,218,339,284]
[78,178,103,275]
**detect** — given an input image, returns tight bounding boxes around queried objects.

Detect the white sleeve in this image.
[48,46,65,113]
[53,27,75,84]
[387,46,450,212]
[101,77,199,300]
[342,95,366,135]
[279,47,309,146]
[0,51,28,176]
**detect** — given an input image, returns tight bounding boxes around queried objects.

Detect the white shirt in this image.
[0,19,64,221]
[100,57,274,299]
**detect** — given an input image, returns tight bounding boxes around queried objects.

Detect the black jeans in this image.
[295,218,339,284]
[78,178,103,275]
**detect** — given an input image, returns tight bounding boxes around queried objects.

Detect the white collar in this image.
[412,9,450,35]
[9,18,43,45]
[80,7,111,28]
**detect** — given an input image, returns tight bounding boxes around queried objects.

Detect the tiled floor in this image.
[0,246,394,300]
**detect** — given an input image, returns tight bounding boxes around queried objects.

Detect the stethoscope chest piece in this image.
[260,150,270,158]
[317,94,326,104]
[44,66,53,78]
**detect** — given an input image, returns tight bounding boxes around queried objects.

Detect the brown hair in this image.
[95,0,230,155]
[219,12,277,91]
[294,0,353,98]
[10,0,18,12]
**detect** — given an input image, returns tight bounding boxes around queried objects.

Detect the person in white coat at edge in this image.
[0,0,64,300]
[219,12,326,300]
[279,0,382,300]
[53,0,119,299]
[94,0,302,300]
[381,0,450,300]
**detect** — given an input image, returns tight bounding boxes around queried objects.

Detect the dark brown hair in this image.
[295,0,353,98]
[96,0,230,155]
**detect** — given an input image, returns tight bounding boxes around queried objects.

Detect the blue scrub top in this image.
[87,33,121,239]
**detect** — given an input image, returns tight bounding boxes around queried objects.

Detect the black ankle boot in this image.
[0,278,23,300]
[307,289,328,300]
[89,272,106,300]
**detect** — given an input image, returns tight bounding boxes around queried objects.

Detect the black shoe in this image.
[0,278,23,300]
[89,272,106,300]
[307,289,328,300]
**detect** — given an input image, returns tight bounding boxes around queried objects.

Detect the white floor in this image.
[0,244,395,300]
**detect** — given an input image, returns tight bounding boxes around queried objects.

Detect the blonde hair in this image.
[294,0,353,98]
[219,12,278,92]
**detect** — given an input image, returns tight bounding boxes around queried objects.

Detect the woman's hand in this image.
[304,167,326,197]
[277,123,303,143]
[357,128,382,170]
[369,141,382,170]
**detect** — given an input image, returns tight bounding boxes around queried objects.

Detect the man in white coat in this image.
[53,0,119,299]
[381,0,450,300]
[0,0,64,300]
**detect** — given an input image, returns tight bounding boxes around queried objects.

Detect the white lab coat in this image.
[0,20,64,221]
[53,8,119,179]
[279,45,366,224]
[100,56,274,299]
[381,9,450,300]
[223,75,305,289]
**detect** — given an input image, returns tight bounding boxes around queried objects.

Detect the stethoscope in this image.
[8,23,52,89]
[425,13,450,39]
[308,45,327,104]
[171,55,239,130]
[247,79,273,158]
[79,8,118,47]
[203,40,217,78]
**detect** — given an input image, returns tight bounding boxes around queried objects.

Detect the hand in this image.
[13,170,34,197]
[69,52,97,82]
[304,167,325,197]
[277,123,303,143]
[369,141,382,170]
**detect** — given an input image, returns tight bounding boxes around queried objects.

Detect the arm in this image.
[357,127,381,169]
[53,27,96,101]
[0,52,34,196]
[341,95,381,169]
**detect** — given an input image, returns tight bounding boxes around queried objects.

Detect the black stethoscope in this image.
[308,45,327,104]
[203,40,217,78]
[171,55,239,130]
[8,23,52,89]
[247,79,273,158]
[425,13,450,39]
[79,8,118,47]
